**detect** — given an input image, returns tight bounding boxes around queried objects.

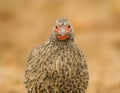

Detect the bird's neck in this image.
[49,37,74,45]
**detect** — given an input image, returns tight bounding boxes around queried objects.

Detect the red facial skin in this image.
[56,25,71,40]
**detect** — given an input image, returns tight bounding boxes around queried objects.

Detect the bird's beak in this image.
[61,27,66,36]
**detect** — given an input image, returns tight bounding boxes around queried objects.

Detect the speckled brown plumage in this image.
[24,18,89,93]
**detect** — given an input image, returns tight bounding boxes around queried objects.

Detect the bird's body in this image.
[25,19,89,93]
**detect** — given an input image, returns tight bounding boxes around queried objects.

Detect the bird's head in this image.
[51,18,74,41]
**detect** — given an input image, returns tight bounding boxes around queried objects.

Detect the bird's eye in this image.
[55,26,58,29]
[68,25,70,28]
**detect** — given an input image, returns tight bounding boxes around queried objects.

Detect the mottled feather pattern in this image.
[25,38,89,93]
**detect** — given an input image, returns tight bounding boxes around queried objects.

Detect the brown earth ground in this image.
[0,0,120,93]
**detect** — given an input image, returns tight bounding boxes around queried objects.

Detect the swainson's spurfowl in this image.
[24,18,89,93]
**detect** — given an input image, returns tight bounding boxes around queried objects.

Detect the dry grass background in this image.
[0,0,120,93]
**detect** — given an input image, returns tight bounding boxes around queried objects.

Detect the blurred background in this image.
[0,0,120,93]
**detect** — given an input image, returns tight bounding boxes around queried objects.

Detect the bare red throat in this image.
[57,35,70,40]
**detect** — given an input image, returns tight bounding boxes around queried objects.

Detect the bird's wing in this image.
[24,40,51,93]
[73,43,89,89]
[78,49,89,89]
[24,45,43,92]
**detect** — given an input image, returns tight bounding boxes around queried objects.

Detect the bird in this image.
[24,18,89,93]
